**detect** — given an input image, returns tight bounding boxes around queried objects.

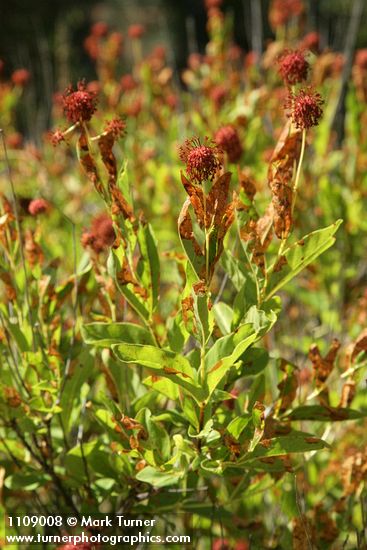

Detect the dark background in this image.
[1,0,366,138]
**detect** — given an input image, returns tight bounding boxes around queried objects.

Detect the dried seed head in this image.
[179,136,222,185]
[278,49,310,86]
[215,125,243,163]
[286,87,324,129]
[63,80,98,124]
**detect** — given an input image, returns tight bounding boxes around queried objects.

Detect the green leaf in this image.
[137,223,160,313]
[5,472,51,491]
[136,466,183,488]
[237,434,329,464]
[204,323,262,396]
[226,414,252,439]
[112,344,205,402]
[213,302,233,335]
[266,220,342,299]
[82,322,155,347]
[286,405,367,421]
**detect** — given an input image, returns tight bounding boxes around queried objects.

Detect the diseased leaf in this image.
[268,121,302,239]
[112,343,205,402]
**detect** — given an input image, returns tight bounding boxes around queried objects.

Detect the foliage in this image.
[1,3,367,549]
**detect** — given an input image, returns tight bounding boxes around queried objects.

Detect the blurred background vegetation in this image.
[1,0,367,138]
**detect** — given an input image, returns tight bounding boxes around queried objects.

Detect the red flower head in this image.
[205,0,223,9]
[84,35,99,60]
[179,136,222,185]
[63,80,98,124]
[86,80,101,95]
[215,125,243,163]
[11,68,31,87]
[300,31,320,53]
[6,132,23,149]
[128,24,145,39]
[212,539,230,550]
[269,0,304,29]
[210,84,228,111]
[120,74,137,92]
[166,93,178,110]
[277,49,309,86]
[355,49,367,71]
[125,97,143,118]
[91,21,109,37]
[0,59,4,73]
[286,87,324,130]
[81,213,115,254]
[28,198,50,216]
[104,118,126,139]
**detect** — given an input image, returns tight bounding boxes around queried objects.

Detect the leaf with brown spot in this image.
[309,339,340,389]
[268,121,302,239]
[351,328,367,362]
[276,359,298,413]
[98,132,117,184]
[180,173,204,226]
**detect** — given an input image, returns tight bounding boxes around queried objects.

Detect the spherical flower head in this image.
[286,87,324,130]
[11,68,31,87]
[6,132,23,149]
[91,21,109,37]
[128,24,145,39]
[104,118,126,139]
[215,125,243,163]
[205,0,223,9]
[278,49,309,86]
[28,198,50,216]
[300,31,320,53]
[179,136,222,185]
[270,0,304,29]
[82,213,115,253]
[355,49,367,71]
[63,80,98,124]
[210,84,227,110]
[120,74,137,91]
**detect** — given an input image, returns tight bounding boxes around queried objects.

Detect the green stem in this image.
[291,129,307,214]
